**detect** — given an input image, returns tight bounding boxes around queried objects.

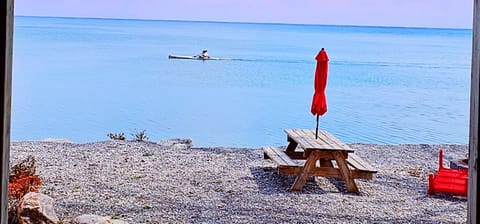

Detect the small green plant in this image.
[107,132,126,140]
[72,185,81,191]
[131,175,144,180]
[111,214,121,219]
[142,152,154,157]
[132,129,149,142]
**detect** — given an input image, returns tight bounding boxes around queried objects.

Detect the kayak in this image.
[168,54,232,60]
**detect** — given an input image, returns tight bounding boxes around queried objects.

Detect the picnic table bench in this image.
[263,129,377,193]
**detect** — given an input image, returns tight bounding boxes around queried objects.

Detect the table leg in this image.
[285,139,298,152]
[290,151,321,191]
[332,151,359,193]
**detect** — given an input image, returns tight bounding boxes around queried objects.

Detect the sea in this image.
[11,16,472,148]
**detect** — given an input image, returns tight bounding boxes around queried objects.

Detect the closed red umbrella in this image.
[311,48,329,139]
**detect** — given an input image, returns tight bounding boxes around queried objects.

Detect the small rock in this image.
[72,214,129,224]
[173,144,189,150]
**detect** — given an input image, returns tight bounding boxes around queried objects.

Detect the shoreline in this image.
[10,140,468,223]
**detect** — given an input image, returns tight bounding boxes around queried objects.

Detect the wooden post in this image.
[290,150,322,191]
[332,151,358,194]
[469,1,479,223]
[0,0,13,223]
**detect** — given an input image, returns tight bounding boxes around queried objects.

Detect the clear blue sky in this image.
[15,0,473,29]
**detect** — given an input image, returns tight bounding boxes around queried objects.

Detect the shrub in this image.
[132,129,149,142]
[8,156,42,224]
[107,132,126,140]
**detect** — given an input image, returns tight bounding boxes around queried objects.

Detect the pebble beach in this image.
[10,140,468,223]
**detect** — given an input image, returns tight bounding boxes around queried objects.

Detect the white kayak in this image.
[168,54,232,60]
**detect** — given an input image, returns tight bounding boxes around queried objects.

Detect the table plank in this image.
[322,131,354,151]
[284,129,354,152]
[347,153,377,172]
[286,129,323,149]
[263,146,298,167]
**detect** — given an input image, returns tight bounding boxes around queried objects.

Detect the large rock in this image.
[157,138,192,150]
[17,192,59,224]
[72,214,129,224]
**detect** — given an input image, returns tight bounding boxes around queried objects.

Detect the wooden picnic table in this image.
[263,129,377,193]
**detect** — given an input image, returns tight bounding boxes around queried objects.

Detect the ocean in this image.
[12,16,472,147]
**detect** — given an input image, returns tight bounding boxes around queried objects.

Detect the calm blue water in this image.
[12,16,472,147]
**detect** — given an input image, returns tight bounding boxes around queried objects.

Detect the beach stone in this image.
[450,159,469,170]
[9,140,468,223]
[41,138,73,143]
[172,143,189,150]
[72,214,129,224]
[157,138,192,149]
[17,192,59,224]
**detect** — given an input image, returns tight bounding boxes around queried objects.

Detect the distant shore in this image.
[10,139,468,223]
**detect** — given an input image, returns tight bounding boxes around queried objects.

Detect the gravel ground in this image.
[10,140,468,223]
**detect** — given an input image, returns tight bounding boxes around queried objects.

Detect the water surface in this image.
[12,16,472,147]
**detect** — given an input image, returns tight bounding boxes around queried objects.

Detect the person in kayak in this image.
[199,49,209,59]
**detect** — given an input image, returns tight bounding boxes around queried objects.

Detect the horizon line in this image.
[14,15,472,31]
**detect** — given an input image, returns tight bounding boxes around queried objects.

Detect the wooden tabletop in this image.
[284,129,354,152]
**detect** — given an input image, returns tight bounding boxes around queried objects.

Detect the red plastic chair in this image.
[428,149,468,196]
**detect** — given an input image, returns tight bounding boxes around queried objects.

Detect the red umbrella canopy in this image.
[311,48,329,116]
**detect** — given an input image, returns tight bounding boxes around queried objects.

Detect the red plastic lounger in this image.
[428,149,468,196]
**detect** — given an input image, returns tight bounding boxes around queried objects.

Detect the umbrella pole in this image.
[315,115,319,139]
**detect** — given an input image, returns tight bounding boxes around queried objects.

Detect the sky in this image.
[14,0,473,29]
